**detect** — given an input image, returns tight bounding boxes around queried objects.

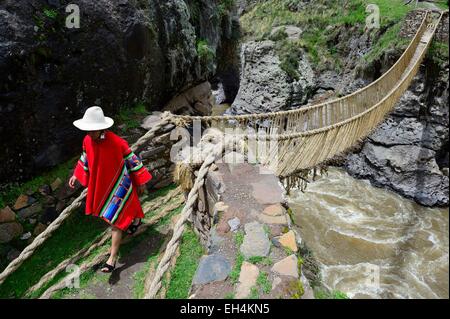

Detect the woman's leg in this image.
[103,227,122,269]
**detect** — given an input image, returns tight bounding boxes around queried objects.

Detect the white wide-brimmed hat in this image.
[73,106,114,131]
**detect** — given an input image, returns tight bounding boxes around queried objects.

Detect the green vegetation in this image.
[43,8,58,19]
[434,1,449,10]
[196,39,216,64]
[428,41,449,65]
[283,246,294,256]
[0,210,106,298]
[0,183,183,299]
[229,253,244,284]
[291,279,305,299]
[363,21,409,63]
[247,256,273,266]
[249,286,260,299]
[116,102,149,132]
[256,271,272,294]
[234,230,244,246]
[53,185,182,299]
[315,288,350,299]
[217,0,235,19]
[224,292,235,299]
[241,0,415,72]
[166,227,204,299]
[0,156,77,209]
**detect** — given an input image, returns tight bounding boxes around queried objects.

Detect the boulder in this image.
[50,178,63,192]
[13,194,34,210]
[271,255,299,278]
[17,203,43,220]
[0,206,16,223]
[240,221,271,258]
[346,40,449,207]
[235,261,259,298]
[192,254,232,285]
[276,230,298,252]
[0,222,24,243]
[262,204,285,217]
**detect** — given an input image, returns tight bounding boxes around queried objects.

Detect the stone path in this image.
[61,228,167,299]
[189,162,314,299]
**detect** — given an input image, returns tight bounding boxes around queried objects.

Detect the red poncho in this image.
[73,131,152,231]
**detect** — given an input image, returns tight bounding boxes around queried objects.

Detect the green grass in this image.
[0,183,179,299]
[116,102,149,132]
[247,256,273,266]
[234,230,244,246]
[229,253,244,284]
[249,286,260,299]
[291,279,305,299]
[53,185,181,299]
[241,0,414,72]
[166,226,204,299]
[428,41,449,65]
[196,39,216,63]
[224,292,235,299]
[434,1,449,10]
[363,22,409,63]
[43,8,58,19]
[314,288,350,299]
[0,156,78,208]
[0,210,106,298]
[217,0,235,19]
[256,271,272,294]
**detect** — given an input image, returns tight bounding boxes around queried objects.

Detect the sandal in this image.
[100,261,116,273]
[126,219,143,235]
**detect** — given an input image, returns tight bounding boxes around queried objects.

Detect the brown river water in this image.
[289,168,449,299]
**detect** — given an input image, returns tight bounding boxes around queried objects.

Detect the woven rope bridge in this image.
[0,10,445,299]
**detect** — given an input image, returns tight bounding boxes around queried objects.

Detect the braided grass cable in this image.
[0,113,174,286]
[24,188,182,297]
[39,195,185,299]
[25,229,111,297]
[144,142,225,299]
[0,189,87,286]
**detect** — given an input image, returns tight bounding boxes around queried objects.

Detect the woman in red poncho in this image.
[69,106,152,272]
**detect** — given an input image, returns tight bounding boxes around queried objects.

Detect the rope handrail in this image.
[169,10,445,131]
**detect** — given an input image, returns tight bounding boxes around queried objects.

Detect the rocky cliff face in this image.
[0,0,239,183]
[227,39,315,115]
[346,46,449,207]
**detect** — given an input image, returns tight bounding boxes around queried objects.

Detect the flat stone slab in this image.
[0,206,16,223]
[263,204,285,216]
[251,180,284,205]
[240,221,270,259]
[271,254,298,278]
[277,230,298,252]
[13,194,36,210]
[258,213,289,225]
[17,203,42,220]
[236,261,260,299]
[192,254,232,285]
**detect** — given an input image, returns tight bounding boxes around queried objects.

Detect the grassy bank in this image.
[241,0,415,72]
[165,226,204,299]
[0,209,106,298]
[0,157,78,209]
